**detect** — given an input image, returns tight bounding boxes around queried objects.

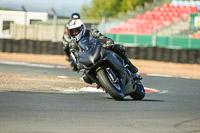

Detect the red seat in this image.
[136,15,144,20]
[197,34,200,39]
[172,16,180,23]
[108,27,118,34]
[156,25,162,31]
[153,7,161,12]
[127,19,135,24]
[190,34,196,38]
[189,6,198,14]
[189,32,200,39]
[162,4,171,9]
[147,23,154,30]
[171,11,181,18]
[118,22,126,28]
[153,13,160,20]
[180,5,190,13]
[145,29,153,34]
[181,13,189,19]
[162,20,171,27]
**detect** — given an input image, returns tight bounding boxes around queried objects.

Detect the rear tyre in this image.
[97,69,124,101]
[130,80,145,100]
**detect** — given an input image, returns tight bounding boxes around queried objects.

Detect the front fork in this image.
[105,52,127,90]
[83,52,128,91]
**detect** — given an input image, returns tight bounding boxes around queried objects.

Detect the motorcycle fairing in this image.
[78,37,107,68]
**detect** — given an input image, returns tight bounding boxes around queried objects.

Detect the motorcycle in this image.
[70,37,145,101]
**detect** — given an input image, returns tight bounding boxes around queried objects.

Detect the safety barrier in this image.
[105,34,200,49]
[0,39,64,55]
[0,39,200,64]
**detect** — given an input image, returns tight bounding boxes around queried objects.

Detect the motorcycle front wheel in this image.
[97,69,124,101]
[130,80,145,100]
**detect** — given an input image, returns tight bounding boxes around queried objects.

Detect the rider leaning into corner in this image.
[67,17,138,85]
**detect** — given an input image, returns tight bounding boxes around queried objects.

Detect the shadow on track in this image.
[105,97,164,102]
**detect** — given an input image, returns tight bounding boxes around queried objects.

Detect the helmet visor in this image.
[72,15,79,19]
[69,27,81,37]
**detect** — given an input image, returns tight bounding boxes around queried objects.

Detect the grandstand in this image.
[105,0,200,39]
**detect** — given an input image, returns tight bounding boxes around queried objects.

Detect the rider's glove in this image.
[106,39,113,44]
[69,39,78,50]
[103,43,114,49]
[102,39,114,49]
[102,40,114,48]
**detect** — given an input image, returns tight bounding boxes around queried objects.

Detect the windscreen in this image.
[79,37,98,51]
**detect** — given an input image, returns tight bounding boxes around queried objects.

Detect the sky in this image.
[0,0,92,17]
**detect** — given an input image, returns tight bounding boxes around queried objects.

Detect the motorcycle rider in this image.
[68,19,138,84]
[62,13,80,70]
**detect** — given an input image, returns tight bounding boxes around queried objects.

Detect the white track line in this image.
[147,74,173,78]
[0,61,70,69]
[57,76,69,79]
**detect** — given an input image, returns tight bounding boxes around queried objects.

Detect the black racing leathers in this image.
[62,20,79,71]
[62,21,71,61]
[86,29,114,46]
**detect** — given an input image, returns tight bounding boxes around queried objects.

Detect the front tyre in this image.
[130,80,145,100]
[97,69,124,101]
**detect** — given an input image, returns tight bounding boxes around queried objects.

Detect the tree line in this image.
[81,0,154,20]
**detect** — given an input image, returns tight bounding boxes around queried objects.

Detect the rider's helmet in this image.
[71,13,80,20]
[68,19,86,41]
[64,13,80,36]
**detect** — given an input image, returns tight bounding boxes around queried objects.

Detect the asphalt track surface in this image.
[0,63,200,133]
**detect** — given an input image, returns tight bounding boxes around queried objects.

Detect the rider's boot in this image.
[124,55,138,73]
[82,71,94,84]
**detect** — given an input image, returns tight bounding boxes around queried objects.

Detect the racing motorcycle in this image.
[70,37,145,101]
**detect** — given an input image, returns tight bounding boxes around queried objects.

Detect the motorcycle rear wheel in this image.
[97,69,124,101]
